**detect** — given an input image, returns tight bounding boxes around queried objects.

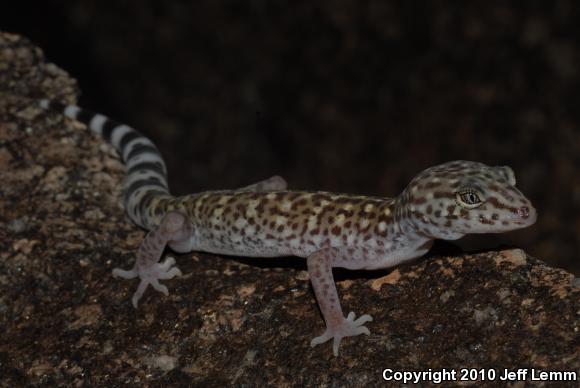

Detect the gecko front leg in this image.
[307,249,373,356]
[113,211,192,308]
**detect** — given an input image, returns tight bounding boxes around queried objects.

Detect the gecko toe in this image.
[353,313,373,325]
[131,278,150,308]
[112,267,138,279]
[311,311,373,356]
[151,279,169,295]
[310,331,333,347]
[159,256,176,271]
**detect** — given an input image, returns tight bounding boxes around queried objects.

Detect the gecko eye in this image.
[456,189,484,209]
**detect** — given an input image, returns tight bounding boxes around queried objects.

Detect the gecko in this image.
[39,99,537,356]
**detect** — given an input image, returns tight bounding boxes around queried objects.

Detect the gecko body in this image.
[40,100,537,356]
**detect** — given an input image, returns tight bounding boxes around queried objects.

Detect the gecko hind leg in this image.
[238,175,287,192]
[113,211,191,308]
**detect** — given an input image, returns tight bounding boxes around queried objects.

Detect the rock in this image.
[0,32,578,386]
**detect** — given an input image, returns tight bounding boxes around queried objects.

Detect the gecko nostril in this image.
[518,206,530,219]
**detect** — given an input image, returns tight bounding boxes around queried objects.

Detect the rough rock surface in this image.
[1,32,578,386]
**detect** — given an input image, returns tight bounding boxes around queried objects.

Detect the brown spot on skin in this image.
[291,222,299,230]
[375,226,388,237]
[269,206,281,216]
[444,220,452,227]
[487,197,513,211]
[295,199,308,207]
[434,210,441,217]
[255,200,266,213]
[345,220,352,228]
[277,225,285,233]
[336,209,354,217]
[426,204,433,214]
[311,193,325,205]
[479,215,494,225]
[310,228,320,235]
[492,213,499,220]
[413,196,428,205]
[331,226,341,236]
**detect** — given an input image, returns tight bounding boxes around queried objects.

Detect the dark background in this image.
[3,1,579,274]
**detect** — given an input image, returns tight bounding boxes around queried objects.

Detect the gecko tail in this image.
[39,99,173,229]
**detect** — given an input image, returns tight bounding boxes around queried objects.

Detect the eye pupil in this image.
[457,190,482,207]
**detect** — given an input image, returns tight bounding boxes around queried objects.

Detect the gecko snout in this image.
[518,206,530,219]
[516,205,537,225]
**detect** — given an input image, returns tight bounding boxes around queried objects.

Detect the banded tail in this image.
[39,99,173,229]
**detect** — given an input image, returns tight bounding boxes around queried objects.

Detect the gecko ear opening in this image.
[497,166,516,186]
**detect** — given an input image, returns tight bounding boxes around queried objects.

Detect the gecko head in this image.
[400,160,537,240]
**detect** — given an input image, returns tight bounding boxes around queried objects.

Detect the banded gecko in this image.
[39,99,537,356]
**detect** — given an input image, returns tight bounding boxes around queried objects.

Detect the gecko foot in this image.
[112,256,182,308]
[310,312,373,356]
